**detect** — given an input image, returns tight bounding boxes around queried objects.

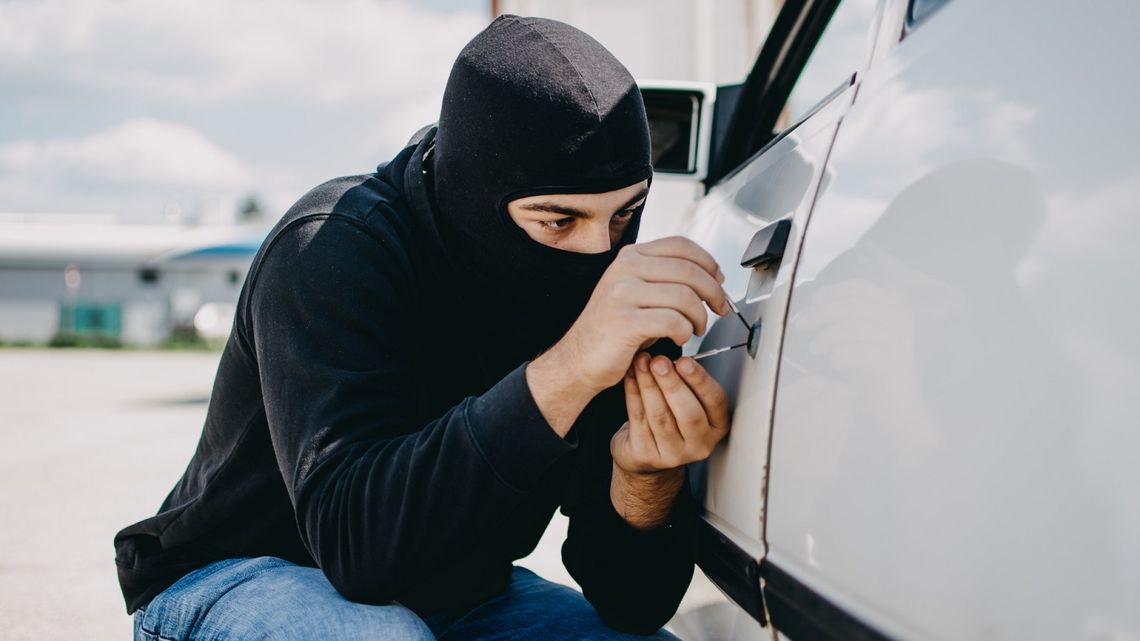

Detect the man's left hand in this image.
[609,352,729,529]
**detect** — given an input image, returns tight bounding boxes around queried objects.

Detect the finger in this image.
[648,355,712,446]
[610,420,656,473]
[674,357,730,433]
[631,255,728,315]
[610,420,632,462]
[622,366,646,426]
[636,236,722,281]
[628,410,659,462]
[634,308,696,347]
[634,353,685,463]
[627,282,710,336]
[623,368,661,461]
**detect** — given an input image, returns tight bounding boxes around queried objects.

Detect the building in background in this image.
[493,0,779,84]
[0,214,265,347]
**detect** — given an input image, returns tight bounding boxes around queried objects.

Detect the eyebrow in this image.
[519,187,649,218]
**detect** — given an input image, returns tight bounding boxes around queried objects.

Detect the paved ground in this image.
[0,349,722,640]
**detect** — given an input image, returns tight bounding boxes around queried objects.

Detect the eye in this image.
[539,217,575,231]
[611,208,637,224]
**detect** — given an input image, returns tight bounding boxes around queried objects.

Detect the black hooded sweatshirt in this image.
[114,15,696,634]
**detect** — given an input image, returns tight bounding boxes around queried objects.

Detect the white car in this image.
[640,0,1140,639]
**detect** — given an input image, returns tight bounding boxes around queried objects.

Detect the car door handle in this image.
[740,219,791,268]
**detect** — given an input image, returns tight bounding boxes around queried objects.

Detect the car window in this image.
[782,0,876,127]
[707,0,877,186]
[909,0,952,26]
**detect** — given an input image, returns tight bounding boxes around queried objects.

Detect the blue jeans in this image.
[133,557,679,640]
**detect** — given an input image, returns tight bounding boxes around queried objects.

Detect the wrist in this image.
[610,464,685,530]
[526,344,602,437]
[551,327,611,394]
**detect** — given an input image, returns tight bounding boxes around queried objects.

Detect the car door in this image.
[766,0,1140,639]
[666,1,880,638]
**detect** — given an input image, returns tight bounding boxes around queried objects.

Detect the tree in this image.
[237,194,265,222]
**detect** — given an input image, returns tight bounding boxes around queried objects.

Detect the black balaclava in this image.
[421,15,653,383]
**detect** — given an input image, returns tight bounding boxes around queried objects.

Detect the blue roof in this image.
[164,233,266,262]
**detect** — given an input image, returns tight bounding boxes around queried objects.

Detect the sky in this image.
[0,0,490,223]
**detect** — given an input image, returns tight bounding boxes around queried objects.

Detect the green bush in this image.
[48,332,123,349]
[159,326,219,351]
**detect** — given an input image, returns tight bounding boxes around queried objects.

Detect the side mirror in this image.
[640,83,715,179]
[640,82,743,184]
[635,82,743,241]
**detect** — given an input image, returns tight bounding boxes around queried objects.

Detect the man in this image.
[116,15,730,640]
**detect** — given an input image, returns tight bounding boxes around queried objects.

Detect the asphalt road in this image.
[0,349,721,640]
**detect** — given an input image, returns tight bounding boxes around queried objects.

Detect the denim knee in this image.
[134,557,435,641]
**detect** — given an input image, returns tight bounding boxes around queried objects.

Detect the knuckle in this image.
[715,413,731,431]
[692,365,716,385]
[708,400,729,421]
[613,249,635,271]
[701,271,720,294]
[684,408,702,428]
[674,315,693,336]
[698,442,715,460]
[710,385,729,406]
[680,413,704,431]
[684,288,702,309]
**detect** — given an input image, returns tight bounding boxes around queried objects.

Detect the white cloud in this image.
[0,118,250,189]
[0,0,484,105]
[0,0,487,220]
[0,118,252,219]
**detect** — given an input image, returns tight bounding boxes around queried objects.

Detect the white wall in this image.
[0,301,58,343]
[122,301,167,347]
[495,0,778,84]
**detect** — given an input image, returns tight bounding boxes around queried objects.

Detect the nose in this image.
[583,221,612,253]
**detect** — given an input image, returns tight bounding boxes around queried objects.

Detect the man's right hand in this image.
[527,236,728,436]
[560,236,728,392]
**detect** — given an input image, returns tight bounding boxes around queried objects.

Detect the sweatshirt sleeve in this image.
[246,214,574,604]
[559,382,699,634]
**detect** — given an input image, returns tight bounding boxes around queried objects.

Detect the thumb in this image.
[610,421,632,459]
